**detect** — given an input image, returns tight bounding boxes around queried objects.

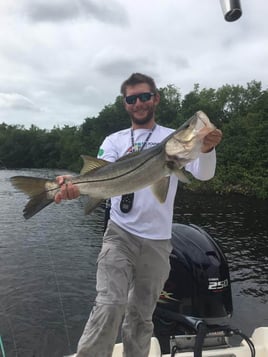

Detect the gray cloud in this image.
[21,0,129,26]
[0,0,267,129]
[26,1,79,22]
[95,57,155,78]
[168,54,190,71]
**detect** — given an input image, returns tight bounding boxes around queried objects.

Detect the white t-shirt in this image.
[97,124,216,240]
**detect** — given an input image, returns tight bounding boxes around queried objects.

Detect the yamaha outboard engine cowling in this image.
[153,224,233,354]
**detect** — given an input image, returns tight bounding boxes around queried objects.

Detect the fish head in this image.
[165,111,216,162]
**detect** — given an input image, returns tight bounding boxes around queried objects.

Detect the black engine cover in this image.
[159,223,233,321]
[153,224,233,352]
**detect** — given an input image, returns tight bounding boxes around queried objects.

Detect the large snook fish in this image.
[11,111,215,219]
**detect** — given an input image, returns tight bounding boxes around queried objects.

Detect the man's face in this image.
[124,83,160,127]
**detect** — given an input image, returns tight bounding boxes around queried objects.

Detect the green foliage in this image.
[156,85,182,127]
[80,96,129,157]
[0,81,267,199]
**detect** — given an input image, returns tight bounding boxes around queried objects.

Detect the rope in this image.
[44,238,72,354]
[0,311,18,357]
[0,335,6,357]
[170,344,179,357]
[230,328,256,357]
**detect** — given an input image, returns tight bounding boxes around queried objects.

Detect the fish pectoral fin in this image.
[172,167,190,183]
[83,196,103,215]
[80,155,110,175]
[166,160,190,184]
[151,177,170,203]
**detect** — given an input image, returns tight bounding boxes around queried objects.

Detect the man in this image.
[56,73,222,357]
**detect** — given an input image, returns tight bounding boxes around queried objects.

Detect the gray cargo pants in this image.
[76,220,172,357]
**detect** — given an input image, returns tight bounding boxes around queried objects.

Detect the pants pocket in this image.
[96,245,110,296]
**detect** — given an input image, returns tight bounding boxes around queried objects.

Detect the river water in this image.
[0,169,267,357]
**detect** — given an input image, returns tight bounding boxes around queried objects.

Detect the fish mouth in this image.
[198,111,209,125]
[165,110,215,157]
[195,110,216,130]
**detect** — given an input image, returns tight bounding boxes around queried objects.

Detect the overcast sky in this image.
[0,0,267,130]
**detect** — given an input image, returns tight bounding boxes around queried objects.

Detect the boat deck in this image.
[111,327,268,357]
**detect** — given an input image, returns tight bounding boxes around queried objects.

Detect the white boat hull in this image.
[65,327,268,357]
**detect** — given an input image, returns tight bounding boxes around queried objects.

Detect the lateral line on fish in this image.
[43,148,165,193]
[17,150,163,197]
[10,110,217,219]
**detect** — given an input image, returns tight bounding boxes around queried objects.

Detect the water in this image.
[0,169,267,357]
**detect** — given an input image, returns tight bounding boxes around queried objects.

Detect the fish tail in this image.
[23,193,54,219]
[10,176,56,219]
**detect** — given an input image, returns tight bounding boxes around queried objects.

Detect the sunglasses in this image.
[125,92,155,105]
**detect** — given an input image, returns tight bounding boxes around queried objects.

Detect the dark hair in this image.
[120,73,158,96]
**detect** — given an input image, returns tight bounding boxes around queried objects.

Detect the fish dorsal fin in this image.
[80,155,109,175]
[151,176,170,203]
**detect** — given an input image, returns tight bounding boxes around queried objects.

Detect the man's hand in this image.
[54,175,80,204]
[201,129,223,153]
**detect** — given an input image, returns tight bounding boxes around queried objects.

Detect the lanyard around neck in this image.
[130,124,156,152]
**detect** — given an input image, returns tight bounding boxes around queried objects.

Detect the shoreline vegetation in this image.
[1,81,267,199]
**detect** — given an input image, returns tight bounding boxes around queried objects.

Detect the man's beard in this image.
[129,107,154,126]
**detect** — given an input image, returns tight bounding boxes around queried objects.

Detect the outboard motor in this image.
[153,224,233,355]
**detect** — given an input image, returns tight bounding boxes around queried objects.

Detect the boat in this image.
[112,327,268,356]
[66,327,268,357]
[67,224,268,357]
